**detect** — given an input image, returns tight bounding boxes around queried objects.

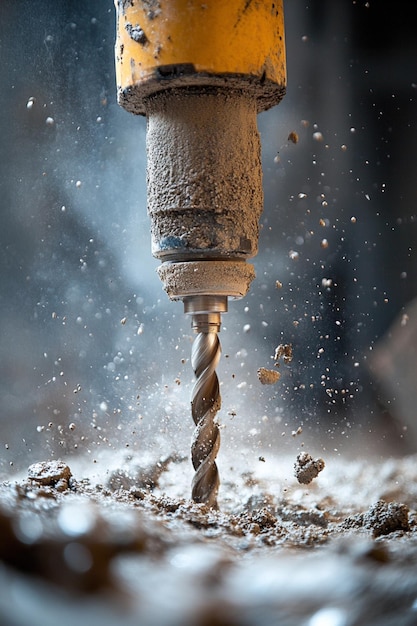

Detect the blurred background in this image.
[1,0,417,477]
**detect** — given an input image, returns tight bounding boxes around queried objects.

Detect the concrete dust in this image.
[1,453,417,625]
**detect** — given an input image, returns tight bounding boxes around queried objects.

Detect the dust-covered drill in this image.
[114,1,286,508]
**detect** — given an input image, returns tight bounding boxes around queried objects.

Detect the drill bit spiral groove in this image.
[190,331,221,508]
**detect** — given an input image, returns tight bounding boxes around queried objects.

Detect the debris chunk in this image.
[363,500,410,538]
[294,452,325,484]
[27,460,72,491]
[342,500,410,538]
[274,343,293,365]
[257,367,280,385]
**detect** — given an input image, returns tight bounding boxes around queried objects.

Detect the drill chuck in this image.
[146,88,261,302]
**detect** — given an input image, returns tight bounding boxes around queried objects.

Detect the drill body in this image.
[114,0,286,507]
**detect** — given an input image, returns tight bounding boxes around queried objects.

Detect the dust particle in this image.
[288,131,299,144]
[313,131,324,142]
[274,343,293,365]
[125,22,148,45]
[294,452,325,484]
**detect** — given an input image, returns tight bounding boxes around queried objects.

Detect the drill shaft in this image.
[184,298,226,508]
[190,330,221,509]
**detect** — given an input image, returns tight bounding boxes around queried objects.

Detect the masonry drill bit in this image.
[185,297,224,507]
[190,320,222,508]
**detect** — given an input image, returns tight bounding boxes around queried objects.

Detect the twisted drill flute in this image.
[190,329,221,509]
[184,296,227,509]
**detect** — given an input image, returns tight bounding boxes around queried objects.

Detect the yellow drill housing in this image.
[114,0,286,115]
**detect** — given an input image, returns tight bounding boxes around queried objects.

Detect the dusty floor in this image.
[1,452,417,626]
